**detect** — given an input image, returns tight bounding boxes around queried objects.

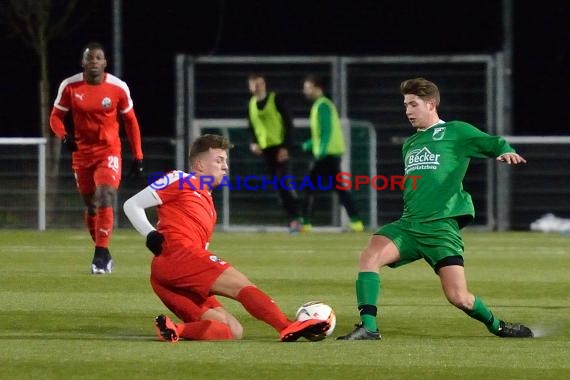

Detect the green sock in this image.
[356,271,380,331]
[465,296,501,334]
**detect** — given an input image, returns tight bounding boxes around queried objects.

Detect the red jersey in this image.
[153,171,217,252]
[49,72,143,159]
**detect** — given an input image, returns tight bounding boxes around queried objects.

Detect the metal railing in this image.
[192,118,377,231]
[0,137,47,230]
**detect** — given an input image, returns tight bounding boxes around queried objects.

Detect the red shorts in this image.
[150,278,223,322]
[150,244,231,321]
[72,152,122,194]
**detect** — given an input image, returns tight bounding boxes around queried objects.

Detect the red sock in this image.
[95,207,114,248]
[176,320,233,340]
[236,286,291,332]
[84,210,96,242]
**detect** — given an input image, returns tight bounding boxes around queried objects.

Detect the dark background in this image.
[1,0,569,137]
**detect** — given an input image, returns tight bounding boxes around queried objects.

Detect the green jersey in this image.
[401,120,515,224]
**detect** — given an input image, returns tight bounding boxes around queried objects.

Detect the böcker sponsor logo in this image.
[405,147,440,174]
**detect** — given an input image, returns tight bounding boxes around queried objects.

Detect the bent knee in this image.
[223,319,243,340]
[214,314,243,340]
[359,248,381,271]
[95,186,117,207]
[230,323,244,340]
[359,243,399,270]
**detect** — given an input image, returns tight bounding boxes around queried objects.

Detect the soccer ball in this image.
[295,301,336,341]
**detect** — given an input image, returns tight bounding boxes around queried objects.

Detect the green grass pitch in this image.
[0,229,569,379]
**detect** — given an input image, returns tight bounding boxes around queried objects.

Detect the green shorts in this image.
[374,218,464,270]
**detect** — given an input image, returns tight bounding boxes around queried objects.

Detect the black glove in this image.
[62,135,78,152]
[129,159,144,178]
[146,230,164,256]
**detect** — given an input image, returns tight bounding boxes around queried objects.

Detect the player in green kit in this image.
[338,77,534,340]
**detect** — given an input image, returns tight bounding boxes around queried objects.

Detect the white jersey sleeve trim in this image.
[123,186,163,237]
[106,73,134,113]
[53,73,83,108]
[152,170,192,187]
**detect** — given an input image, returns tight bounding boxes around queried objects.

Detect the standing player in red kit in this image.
[50,42,144,274]
[123,134,330,342]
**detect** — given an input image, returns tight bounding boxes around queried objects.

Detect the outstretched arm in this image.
[459,122,525,164]
[497,152,527,165]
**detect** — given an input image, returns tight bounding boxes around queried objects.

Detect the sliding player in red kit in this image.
[123,134,330,342]
[50,42,144,274]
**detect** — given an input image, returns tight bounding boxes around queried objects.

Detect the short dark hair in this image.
[400,77,440,106]
[189,134,232,165]
[304,74,326,90]
[82,42,105,57]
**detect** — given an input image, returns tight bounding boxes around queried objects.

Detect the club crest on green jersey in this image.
[432,127,446,140]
